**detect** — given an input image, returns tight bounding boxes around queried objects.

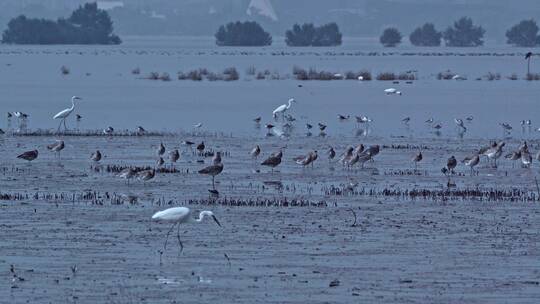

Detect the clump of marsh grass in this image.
[223,67,239,81]
[484,72,501,81]
[376,72,396,81]
[147,72,160,80]
[159,72,171,81]
[526,73,540,81]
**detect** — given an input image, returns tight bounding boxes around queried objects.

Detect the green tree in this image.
[286,23,342,47]
[380,27,402,47]
[215,21,272,46]
[506,19,540,47]
[443,17,485,47]
[1,2,121,45]
[409,23,442,46]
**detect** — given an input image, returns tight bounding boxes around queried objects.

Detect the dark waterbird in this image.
[17,150,38,162]
[198,162,224,191]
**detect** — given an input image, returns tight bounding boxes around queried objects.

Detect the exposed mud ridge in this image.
[184,197,331,208]
[8,129,233,138]
[91,164,184,174]
[382,144,431,150]
[324,186,540,202]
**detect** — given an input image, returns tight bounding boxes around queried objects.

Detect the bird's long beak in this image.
[212,215,222,227]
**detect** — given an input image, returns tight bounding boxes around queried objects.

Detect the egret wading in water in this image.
[272,98,296,121]
[53,96,82,132]
[151,207,221,253]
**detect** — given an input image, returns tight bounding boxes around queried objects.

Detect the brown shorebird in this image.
[118,167,136,185]
[485,142,505,167]
[137,126,146,135]
[327,146,336,161]
[261,150,282,173]
[17,150,38,162]
[169,149,180,167]
[47,140,65,158]
[156,157,165,167]
[340,147,354,167]
[212,151,222,165]
[198,162,224,190]
[294,151,314,167]
[138,169,155,183]
[197,142,205,155]
[446,156,457,174]
[250,145,261,160]
[157,142,165,156]
[353,144,365,155]
[521,147,532,168]
[505,150,521,168]
[462,154,480,175]
[412,151,422,169]
[91,150,102,162]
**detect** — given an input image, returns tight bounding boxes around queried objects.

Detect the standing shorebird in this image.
[340,147,354,167]
[261,150,283,173]
[53,96,82,132]
[136,126,146,135]
[169,149,180,169]
[17,150,38,162]
[138,169,155,183]
[462,154,480,175]
[446,156,457,174]
[47,140,65,158]
[156,157,165,168]
[486,142,505,167]
[198,162,224,191]
[196,142,205,155]
[338,114,350,121]
[412,151,422,169]
[327,146,336,161]
[454,118,466,130]
[250,145,261,160]
[521,147,532,168]
[157,142,165,156]
[151,207,221,253]
[318,123,327,131]
[118,168,137,185]
[103,126,114,135]
[91,150,102,162]
[505,150,521,168]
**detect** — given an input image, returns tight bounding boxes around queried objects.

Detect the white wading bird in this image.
[53,96,82,132]
[151,207,221,253]
[272,98,296,121]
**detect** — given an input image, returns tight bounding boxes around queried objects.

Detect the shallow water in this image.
[0,37,539,139]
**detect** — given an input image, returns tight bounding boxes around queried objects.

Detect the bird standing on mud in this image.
[17,150,38,162]
[198,162,224,191]
[412,151,422,169]
[261,150,283,173]
[91,150,102,162]
[47,140,65,158]
[151,207,221,253]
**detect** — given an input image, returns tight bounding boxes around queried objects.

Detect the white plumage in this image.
[152,207,221,253]
[272,98,296,120]
[53,96,82,132]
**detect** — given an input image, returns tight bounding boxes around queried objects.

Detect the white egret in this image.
[151,207,221,253]
[53,96,82,132]
[272,98,296,121]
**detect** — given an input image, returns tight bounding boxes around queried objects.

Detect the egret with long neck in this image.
[151,207,221,253]
[53,96,82,132]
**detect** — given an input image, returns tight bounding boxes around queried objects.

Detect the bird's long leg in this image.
[63,118,67,131]
[57,120,62,133]
[212,175,215,190]
[163,222,177,250]
[176,223,183,254]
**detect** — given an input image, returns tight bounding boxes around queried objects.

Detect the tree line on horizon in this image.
[380,17,540,48]
[215,17,540,48]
